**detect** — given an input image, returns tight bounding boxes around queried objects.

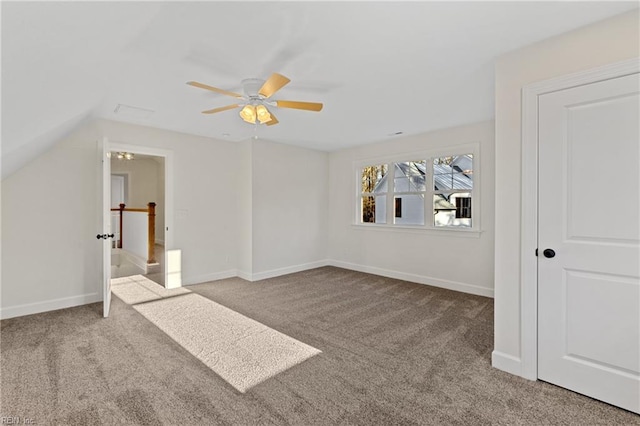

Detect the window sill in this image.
[350,223,482,238]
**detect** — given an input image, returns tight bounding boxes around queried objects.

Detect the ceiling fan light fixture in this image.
[189,73,322,128]
[239,105,256,123]
[256,105,272,124]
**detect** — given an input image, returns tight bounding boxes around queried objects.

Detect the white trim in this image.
[116,248,154,274]
[520,57,640,381]
[1,258,496,319]
[251,260,330,282]
[328,259,494,298]
[236,270,253,281]
[182,269,238,286]
[183,260,331,285]
[351,223,482,238]
[491,351,522,376]
[0,293,101,320]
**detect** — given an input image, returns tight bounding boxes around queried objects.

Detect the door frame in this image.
[520,57,639,380]
[108,141,176,288]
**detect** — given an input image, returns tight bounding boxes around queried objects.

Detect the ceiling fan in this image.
[187,73,323,126]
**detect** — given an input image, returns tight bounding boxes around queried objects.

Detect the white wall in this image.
[1,122,103,317]
[96,119,241,286]
[0,116,333,318]
[328,120,495,297]
[121,211,148,260]
[236,140,253,278]
[493,10,639,374]
[250,139,329,279]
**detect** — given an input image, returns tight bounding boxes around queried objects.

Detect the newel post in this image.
[147,202,156,264]
[118,203,125,249]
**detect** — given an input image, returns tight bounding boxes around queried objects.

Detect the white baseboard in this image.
[160,260,331,288]
[250,260,330,282]
[491,350,523,376]
[182,269,238,286]
[327,260,494,298]
[118,249,151,273]
[1,260,491,319]
[0,292,101,320]
[236,270,252,281]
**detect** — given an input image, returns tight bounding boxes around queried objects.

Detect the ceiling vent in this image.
[114,104,155,119]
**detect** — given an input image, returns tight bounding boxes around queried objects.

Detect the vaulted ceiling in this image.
[2,2,637,178]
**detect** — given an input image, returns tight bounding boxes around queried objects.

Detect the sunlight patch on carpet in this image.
[111,276,321,393]
[111,275,191,305]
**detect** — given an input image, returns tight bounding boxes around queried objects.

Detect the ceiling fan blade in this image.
[275,100,323,112]
[266,112,279,126]
[202,104,240,114]
[258,73,291,98]
[186,81,243,98]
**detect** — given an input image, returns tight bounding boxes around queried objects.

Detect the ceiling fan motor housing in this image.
[242,78,266,99]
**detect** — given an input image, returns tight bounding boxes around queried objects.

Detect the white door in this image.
[99,137,112,318]
[111,175,125,207]
[538,73,640,413]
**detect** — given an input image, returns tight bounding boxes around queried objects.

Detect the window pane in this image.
[433,155,473,191]
[394,176,410,192]
[409,175,426,192]
[394,161,426,192]
[362,164,388,194]
[434,172,473,190]
[434,192,471,228]
[362,195,387,224]
[394,194,424,225]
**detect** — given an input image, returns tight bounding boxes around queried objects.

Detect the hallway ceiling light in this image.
[116,152,135,160]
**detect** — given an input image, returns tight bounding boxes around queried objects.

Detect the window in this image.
[357,149,477,230]
[393,160,425,225]
[360,164,387,223]
[433,155,473,228]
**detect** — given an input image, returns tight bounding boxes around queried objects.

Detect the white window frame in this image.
[353,142,481,235]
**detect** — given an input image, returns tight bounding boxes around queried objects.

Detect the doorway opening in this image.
[110,152,165,286]
[105,142,176,294]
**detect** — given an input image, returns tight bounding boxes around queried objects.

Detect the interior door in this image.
[100,137,112,318]
[538,72,640,413]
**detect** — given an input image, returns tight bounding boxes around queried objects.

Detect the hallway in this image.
[111,244,164,287]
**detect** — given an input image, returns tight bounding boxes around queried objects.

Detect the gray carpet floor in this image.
[1,266,638,425]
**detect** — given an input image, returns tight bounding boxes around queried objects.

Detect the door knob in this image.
[543,248,556,258]
[96,234,115,239]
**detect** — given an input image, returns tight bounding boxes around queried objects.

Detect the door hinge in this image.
[535,248,538,257]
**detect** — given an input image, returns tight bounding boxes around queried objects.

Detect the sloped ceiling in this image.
[2,1,637,179]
